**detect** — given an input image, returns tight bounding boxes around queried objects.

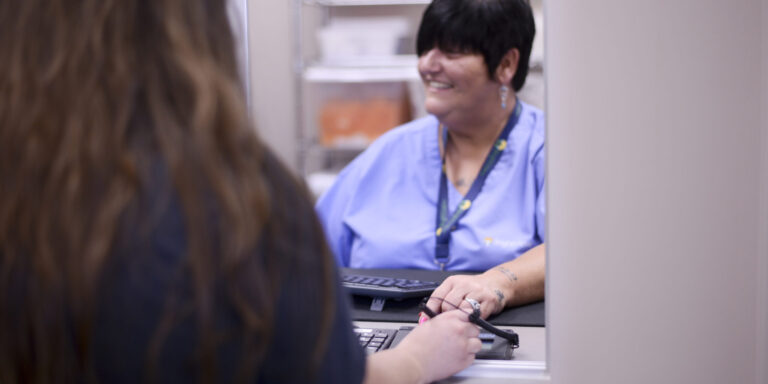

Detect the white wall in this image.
[546,0,768,383]
[248,0,298,170]
[759,0,768,381]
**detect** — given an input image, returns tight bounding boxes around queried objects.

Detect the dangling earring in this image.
[500,84,509,109]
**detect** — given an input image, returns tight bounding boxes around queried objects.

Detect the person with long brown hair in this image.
[0,0,481,382]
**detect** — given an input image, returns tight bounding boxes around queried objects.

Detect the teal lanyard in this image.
[434,99,522,269]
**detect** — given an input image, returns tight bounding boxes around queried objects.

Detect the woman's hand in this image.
[399,309,481,383]
[425,272,509,320]
[425,244,547,320]
[365,309,480,384]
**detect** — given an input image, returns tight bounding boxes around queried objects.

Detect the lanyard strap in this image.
[434,99,522,269]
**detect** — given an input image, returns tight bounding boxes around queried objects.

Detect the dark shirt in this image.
[90,153,365,383]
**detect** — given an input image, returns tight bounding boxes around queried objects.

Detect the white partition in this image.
[757,1,768,382]
[546,0,768,383]
[247,1,298,169]
[759,1,768,380]
[227,0,251,108]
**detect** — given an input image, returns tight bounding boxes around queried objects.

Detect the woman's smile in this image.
[418,48,499,126]
[426,79,453,90]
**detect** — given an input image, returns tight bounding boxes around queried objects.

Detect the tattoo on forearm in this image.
[494,289,505,305]
[495,266,518,282]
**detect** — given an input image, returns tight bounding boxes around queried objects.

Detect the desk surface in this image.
[355,321,547,383]
[346,269,548,382]
[344,268,545,327]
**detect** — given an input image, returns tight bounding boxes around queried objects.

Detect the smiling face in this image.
[418,48,501,127]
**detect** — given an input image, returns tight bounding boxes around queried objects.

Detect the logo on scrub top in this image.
[483,237,524,249]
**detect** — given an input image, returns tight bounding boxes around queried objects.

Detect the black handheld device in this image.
[419,297,520,350]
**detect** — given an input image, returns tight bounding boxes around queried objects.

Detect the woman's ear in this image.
[495,48,520,86]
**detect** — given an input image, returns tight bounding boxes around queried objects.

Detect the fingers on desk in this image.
[428,275,499,319]
[426,276,453,313]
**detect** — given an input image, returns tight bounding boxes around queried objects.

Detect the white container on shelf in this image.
[306,171,339,199]
[317,17,410,61]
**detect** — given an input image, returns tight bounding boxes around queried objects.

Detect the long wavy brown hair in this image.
[0,0,335,382]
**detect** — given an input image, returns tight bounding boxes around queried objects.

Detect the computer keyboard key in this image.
[365,346,379,355]
[342,273,440,299]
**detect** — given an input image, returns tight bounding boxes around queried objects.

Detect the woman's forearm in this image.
[483,243,546,307]
[364,350,424,384]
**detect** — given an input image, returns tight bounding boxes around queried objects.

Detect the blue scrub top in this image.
[316,101,546,271]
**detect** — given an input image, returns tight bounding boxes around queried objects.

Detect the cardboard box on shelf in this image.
[319,97,411,148]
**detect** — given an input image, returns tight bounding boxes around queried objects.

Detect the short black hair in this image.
[416,0,536,91]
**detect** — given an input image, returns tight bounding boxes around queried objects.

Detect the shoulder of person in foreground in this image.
[94,146,366,384]
[256,149,369,384]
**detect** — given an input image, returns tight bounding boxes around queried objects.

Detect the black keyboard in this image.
[353,327,397,355]
[341,273,440,299]
[353,326,513,360]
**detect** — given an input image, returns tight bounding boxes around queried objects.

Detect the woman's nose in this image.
[418,48,442,75]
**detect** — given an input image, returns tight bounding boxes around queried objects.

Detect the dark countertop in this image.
[343,268,545,327]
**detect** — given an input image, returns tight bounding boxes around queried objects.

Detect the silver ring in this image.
[464,298,480,311]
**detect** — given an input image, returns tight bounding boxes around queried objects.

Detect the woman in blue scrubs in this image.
[316,0,545,319]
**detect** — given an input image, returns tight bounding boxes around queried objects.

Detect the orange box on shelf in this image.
[318,98,410,148]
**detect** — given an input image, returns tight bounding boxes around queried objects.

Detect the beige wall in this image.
[248,0,298,171]
[546,0,768,383]
[759,0,768,380]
